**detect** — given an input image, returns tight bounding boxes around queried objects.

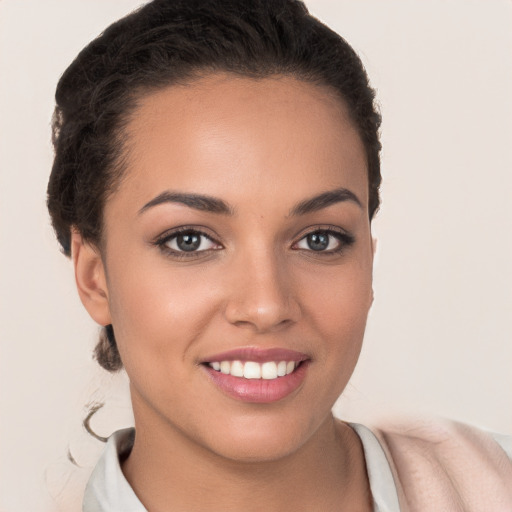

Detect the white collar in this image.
[83,428,146,511]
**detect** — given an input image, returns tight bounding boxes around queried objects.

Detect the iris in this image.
[177,232,201,251]
[307,232,329,251]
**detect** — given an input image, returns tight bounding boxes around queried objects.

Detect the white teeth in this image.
[261,362,278,380]
[220,361,231,374]
[277,361,287,377]
[243,361,261,379]
[230,360,244,377]
[208,360,300,380]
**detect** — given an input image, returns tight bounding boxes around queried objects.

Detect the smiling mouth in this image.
[206,360,301,380]
[201,347,310,402]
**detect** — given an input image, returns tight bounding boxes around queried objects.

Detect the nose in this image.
[223,248,301,333]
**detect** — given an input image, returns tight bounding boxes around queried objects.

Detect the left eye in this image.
[163,231,219,253]
[294,230,345,252]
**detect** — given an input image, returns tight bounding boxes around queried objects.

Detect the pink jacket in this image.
[373,418,512,511]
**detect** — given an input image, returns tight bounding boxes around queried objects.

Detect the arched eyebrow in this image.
[138,187,362,216]
[138,191,234,216]
[288,187,362,216]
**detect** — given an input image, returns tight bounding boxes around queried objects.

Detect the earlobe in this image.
[71,231,112,326]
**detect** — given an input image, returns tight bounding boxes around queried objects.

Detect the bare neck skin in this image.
[122,394,372,512]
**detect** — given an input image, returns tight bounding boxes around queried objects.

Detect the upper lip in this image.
[201,347,310,364]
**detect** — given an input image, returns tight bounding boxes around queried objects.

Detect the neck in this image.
[122,398,372,512]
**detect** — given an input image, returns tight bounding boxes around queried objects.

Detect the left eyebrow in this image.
[288,187,363,217]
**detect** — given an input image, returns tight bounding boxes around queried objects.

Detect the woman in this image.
[46,0,512,510]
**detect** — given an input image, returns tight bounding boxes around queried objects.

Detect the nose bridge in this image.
[224,240,300,332]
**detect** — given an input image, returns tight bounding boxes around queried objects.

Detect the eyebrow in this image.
[138,187,362,216]
[288,187,362,216]
[138,191,234,216]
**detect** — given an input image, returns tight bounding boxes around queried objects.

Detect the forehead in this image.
[116,74,368,212]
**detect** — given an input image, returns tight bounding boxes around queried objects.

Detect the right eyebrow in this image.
[138,191,235,216]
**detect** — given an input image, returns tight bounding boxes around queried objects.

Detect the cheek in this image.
[106,257,220,367]
[295,255,373,384]
[299,258,373,333]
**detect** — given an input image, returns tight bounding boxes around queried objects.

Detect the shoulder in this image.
[369,417,512,512]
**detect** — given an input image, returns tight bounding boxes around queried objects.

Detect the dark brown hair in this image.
[47,0,382,372]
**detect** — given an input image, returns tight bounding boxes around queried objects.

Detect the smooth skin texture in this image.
[73,74,375,511]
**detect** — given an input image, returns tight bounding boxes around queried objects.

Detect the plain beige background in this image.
[1,0,511,510]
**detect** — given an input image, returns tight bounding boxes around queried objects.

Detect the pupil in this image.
[307,232,329,251]
[177,233,200,252]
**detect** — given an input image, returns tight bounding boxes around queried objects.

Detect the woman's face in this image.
[85,74,374,461]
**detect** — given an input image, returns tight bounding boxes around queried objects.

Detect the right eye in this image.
[155,228,222,258]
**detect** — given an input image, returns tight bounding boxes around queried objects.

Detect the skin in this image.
[73,74,375,511]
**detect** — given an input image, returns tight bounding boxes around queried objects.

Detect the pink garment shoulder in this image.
[371,417,512,512]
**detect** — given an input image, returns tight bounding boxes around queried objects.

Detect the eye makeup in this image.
[151,223,355,261]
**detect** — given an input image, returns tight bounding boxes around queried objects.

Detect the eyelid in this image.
[293,224,352,240]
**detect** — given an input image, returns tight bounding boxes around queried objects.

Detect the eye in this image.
[294,228,354,254]
[155,228,222,258]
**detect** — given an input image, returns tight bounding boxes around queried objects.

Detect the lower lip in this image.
[203,362,309,403]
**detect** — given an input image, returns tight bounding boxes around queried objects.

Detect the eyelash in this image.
[153,225,355,260]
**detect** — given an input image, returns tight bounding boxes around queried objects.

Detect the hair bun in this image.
[94,325,123,372]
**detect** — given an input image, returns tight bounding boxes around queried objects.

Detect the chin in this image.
[197,407,330,464]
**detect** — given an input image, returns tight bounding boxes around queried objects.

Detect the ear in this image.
[71,230,112,326]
